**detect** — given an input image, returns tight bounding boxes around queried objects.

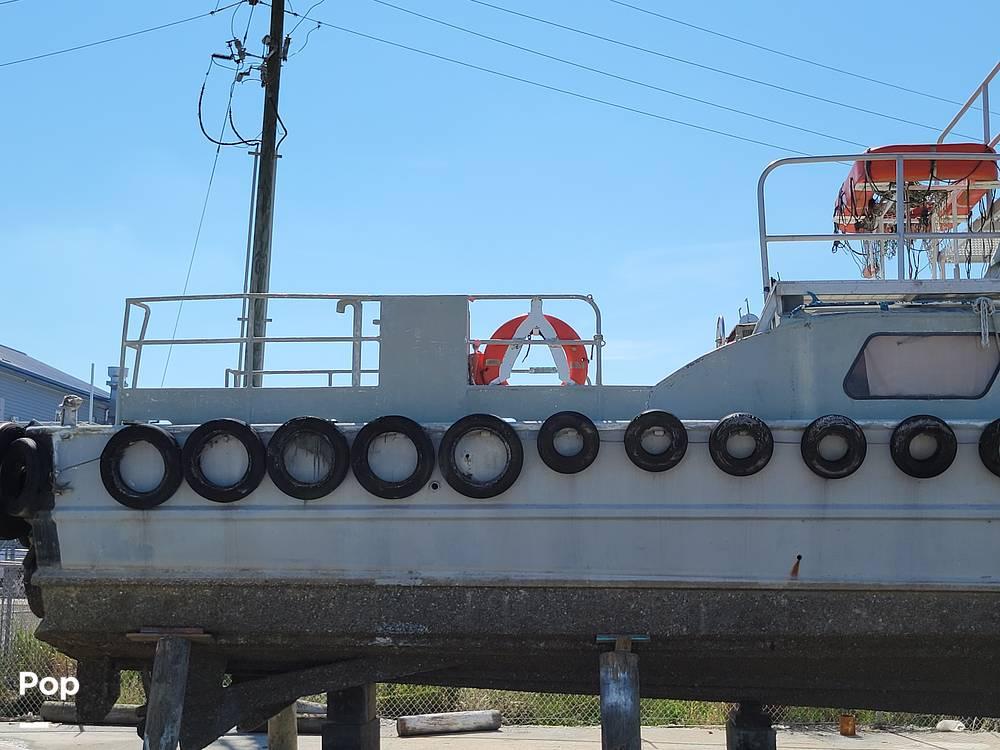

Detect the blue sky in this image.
[3,0,997,389]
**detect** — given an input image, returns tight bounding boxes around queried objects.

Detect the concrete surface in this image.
[0,724,997,750]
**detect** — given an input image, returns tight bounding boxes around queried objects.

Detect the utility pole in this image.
[245,0,285,387]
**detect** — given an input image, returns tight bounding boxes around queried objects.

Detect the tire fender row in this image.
[83,411,1000,509]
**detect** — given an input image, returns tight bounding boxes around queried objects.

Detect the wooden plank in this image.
[143,636,191,750]
[127,628,213,644]
[396,710,501,737]
[40,701,141,726]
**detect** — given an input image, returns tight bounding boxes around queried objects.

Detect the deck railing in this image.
[757,150,1000,296]
[118,293,606,396]
[119,293,382,392]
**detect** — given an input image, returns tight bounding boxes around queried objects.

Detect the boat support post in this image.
[323,684,380,750]
[268,704,299,750]
[598,635,645,750]
[726,701,776,750]
[142,636,191,750]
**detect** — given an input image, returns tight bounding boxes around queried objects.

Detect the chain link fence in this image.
[1,543,996,729]
[374,685,1000,730]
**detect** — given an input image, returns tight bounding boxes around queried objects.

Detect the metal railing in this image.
[466,295,605,386]
[119,292,605,404]
[119,293,381,394]
[939,60,1000,148]
[756,150,1000,296]
[223,367,380,388]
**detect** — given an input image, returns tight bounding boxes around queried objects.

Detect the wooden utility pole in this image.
[245,0,285,387]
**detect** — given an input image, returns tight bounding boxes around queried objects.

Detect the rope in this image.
[972,297,1000,351]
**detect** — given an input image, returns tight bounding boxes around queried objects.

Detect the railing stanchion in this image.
[352,306,363,388]
[243,296,254,388]
[896,157,906,280]
[983,84,991,145]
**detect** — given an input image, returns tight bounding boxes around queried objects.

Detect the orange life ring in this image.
[472,314,590,385]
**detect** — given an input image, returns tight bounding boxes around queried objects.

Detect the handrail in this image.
[938,60,1000,145]
[120,292,604,391]
[121,293,382,391]
[757,150,1000,297]
[224,367,379,387]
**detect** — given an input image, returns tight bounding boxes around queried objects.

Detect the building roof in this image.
[0,344,111,401]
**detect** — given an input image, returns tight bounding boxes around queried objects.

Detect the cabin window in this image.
[844,334,1000,399]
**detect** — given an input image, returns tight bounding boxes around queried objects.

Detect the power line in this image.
[605,0,1000,117]
[0,1,244,68]
[269,3,811,155]
[161,70,239,386]
[461,0,976,140]
[366,0,864,148]
[289,0,325,35]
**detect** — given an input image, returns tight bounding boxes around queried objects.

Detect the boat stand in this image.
[268,704,299,750]
[323,684,380,750]
[598,636,643,750]
[142,636,191,750]
[726,702,776,750]
[128,630,452,750]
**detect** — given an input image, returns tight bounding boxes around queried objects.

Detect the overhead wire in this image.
[267,2,811,155]
[288,20,322,57]
[289,0,326,35]
[0,1,245,68]
[365,0,865,148]
[604,0,1000,118]
[166,3,267,383]
[199,71,257,147]
[161,81,237,386]
[460,0,977,139]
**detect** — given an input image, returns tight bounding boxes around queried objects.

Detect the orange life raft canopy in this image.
[834,143,997,234]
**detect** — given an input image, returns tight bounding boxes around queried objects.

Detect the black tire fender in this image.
[709,413,773,477]
[978,419,1000,478]
[0,514,30,541]
[351,415,435,499]
[1,437,53,517]
[0,422,26,458]
[537,411,600,475]
[267,416,350,500]
[439,414,523,498]
[182,419,266,503]
[100,424,183,510]
[624,410,688,472]
[800,415,867,479]
[890,415,956,479]
[23,546,43,618]
[0,423,30,536]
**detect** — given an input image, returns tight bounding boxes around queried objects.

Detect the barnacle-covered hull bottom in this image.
[34,576,1000,715]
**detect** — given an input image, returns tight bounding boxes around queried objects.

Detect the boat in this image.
[3,26,1000,750]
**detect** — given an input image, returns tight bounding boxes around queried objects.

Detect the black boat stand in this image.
[125,629,452,750]
[726,702,777,750]
[596,635,645,750]
[134,630,774,750]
